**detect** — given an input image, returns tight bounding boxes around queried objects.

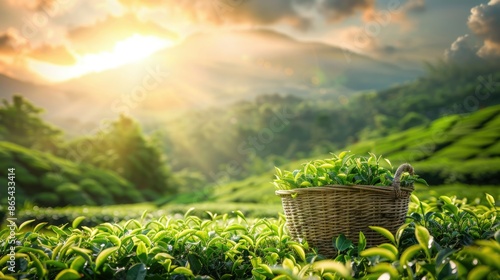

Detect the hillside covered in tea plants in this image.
[0,141,144,207]
[203,105,500,206]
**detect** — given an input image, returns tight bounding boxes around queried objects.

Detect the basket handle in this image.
[392,163,414,199]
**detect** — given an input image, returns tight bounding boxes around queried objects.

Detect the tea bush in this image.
[10,203,283,228]
[0,194,498,279]
[0,142,145,207]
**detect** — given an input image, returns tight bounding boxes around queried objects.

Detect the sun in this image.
[28,34,174,83]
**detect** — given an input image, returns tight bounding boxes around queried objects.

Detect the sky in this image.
[0,0,498,84]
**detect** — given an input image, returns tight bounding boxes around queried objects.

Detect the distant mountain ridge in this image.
[0,29,420,134]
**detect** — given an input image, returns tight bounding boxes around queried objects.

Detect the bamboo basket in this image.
[275,163,414,257]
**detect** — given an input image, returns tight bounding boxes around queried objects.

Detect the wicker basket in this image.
[275,163,414,257]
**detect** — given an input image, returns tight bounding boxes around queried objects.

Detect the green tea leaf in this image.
[384,158,392,168]
[0,273,15,280]
[54,269,81,280]
[0,253,27,267]
[45,260,68,270]
[415,178,428,186]
[33,222,48,233]
[18,219,36,231]
[439,196,453,205]
[184,207,195,218]
[226,224,247,232]
[72,216,86,229]
[136,242,148,264]
[312,260,350,279]
[70,256,86,272]
[358,231,366,252]
[410,194,420,205]
[27,252,46,278]
[161,258,172,272]
[468,265,490,280]
[126,263,147,280]
[378,244,398,258]
[334,234,353,252]
[320,163,335,169]
[415,225,432,258]
[300,181,312,187]
[369,263,398,278]
[18,247,49,260]
[369,226,395,244]
[70,247,92,264]
[140,210,149,221]
[290,244,306,262]
[360,247,397,261]
[51,225,68,237]
[95,246,119,270]
[435,248,455,268]
[135,234,151,247]
[232,210,247,223]
[485,193,495,208]
[107,235,122,247]
[187,254,203,274]
[176,229,197,239]
[172,267,194,276]
[400,244,422,267]
[338,151,348,159]
[154,253,174,260]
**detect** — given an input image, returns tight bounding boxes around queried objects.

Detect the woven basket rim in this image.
[275,184,414,195]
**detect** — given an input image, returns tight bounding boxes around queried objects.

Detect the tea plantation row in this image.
[0,141,144,207]
[0,194,498,279]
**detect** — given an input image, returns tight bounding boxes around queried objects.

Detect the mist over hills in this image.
[0,29,420,135]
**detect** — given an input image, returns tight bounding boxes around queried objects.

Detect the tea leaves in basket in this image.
[273,152,427,190]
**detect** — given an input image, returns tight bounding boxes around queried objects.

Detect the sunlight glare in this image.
[29,34,173,83]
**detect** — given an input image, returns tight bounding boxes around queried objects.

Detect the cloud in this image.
[117,0,164,8]
[33,0,55,11]
[320,0,375,22]
[117,0,425,29]
[227,0,310,29]
[337,26,398,56]
[68,14,178,53]
[175,0,311,30]
[0,29,74,71]
[0,29,28,55]
[445,0,500,63]
[468,0,500,58]
[118,0,313,29]
[27,44,76,65]
[402,0,426,14]
[7,0,55,11]
[444,34,482,63]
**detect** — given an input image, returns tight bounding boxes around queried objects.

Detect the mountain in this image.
[57,29,420,119]
[1,29,420,134]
